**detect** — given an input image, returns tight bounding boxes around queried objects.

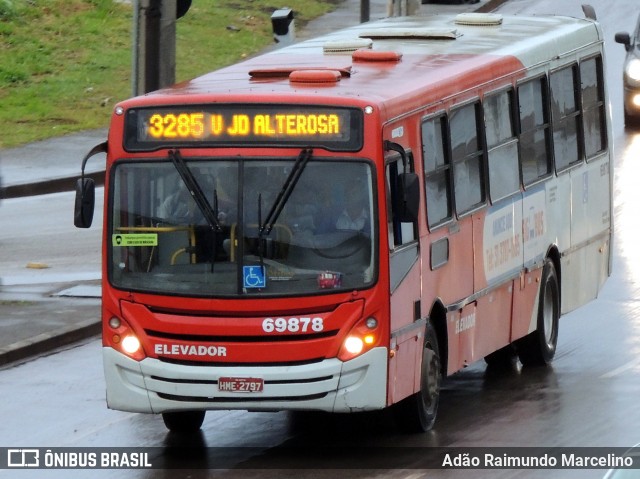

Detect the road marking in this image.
[600,357,640,378]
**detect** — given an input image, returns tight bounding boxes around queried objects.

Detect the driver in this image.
[336,183,369,233]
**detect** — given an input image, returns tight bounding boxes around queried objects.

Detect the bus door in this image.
[385,151,421,404]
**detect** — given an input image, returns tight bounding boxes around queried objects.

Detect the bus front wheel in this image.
[394,321,441,432]
[162,410,206,433]
[517,259,559,366]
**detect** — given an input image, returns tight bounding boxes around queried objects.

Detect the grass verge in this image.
[0,0,336,148]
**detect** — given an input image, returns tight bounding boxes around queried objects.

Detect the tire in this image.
[517,259,559,366]
[394,321,441,432]
[162,410,206,433]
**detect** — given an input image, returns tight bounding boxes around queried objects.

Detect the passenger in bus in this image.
[157,175,234,226]
[336,183,369,233]
[157,187,198,223]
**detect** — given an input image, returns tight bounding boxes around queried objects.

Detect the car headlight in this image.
[625,58,640,85]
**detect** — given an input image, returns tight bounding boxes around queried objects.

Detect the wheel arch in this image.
[427,300,448,377]
[546,244,561,308]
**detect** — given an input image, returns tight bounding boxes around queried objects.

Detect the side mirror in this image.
[74,141,107,228]
[396,172,420,223]
[74,177,95,228]
[615,32,632,52]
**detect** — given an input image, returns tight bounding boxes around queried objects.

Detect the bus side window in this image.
[518,76,553,185]
[386,156,417,249]
[550,64,581,171]
[580,55,607,159]
[422,114,452,229]
[484,89,520,201]
[449,101,486,213]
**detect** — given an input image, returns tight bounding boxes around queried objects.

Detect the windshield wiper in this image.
[168,149,221,232]
[259,147,312,236]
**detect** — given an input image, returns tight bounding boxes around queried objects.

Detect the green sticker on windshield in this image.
[112,234,158,247]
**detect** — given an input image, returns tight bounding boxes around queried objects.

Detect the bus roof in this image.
[131,13,602,118]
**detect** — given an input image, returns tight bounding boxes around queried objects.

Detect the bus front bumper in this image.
[103,347,388,414]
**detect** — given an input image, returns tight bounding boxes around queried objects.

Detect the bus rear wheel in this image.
[394,321,441,432]
[517,259,559,366]
[162,410,206,433]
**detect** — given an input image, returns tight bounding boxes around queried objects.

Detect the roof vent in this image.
[455,12,503,26]
[323,38,373,54]
[289,69,342,84]
[359,27,459,40]
[250,67,351,79]
[352,49,402,63]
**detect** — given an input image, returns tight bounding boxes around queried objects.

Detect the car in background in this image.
[615,14,640,126]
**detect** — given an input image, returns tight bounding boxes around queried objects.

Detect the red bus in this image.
[75,9,612,433]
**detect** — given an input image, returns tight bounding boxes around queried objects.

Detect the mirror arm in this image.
[384,140,410,173]
[80,141,108,181]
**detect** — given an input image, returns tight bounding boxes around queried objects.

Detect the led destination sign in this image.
[124,104,363,151]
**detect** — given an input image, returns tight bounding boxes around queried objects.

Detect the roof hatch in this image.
[454,12,503,26]
[249,66,352,79]
[358,27,459,40]
[323,38,373,54]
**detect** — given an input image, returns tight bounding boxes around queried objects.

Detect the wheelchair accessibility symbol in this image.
[243,266,266,288]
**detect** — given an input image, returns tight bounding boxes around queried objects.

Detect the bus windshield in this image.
[109,156,376,297]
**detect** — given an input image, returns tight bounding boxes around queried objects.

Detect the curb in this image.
[0,318,101,368]
[1,171,105,200]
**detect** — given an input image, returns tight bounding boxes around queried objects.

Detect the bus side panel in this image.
[563,155,611,312]
[424,219,474,375]
[447,302,477,371]
[478,198,523,290]
[511,268,542,341]
[474,281,514,361]
[423,222,475,309]
[512,185,547,341]
[388,325,422,405]
[473,208,522,359]
[522,185,547,269]
[389,262,423,405]
[546,172,572,262]
[474,199,521,360]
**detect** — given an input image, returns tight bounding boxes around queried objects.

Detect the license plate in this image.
[218,377,264,393]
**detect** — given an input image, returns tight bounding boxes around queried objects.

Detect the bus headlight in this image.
[121,335,141,355]
[338,317,380,361]
[344,336,364,355]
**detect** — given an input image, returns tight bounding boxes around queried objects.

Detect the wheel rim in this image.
[421,343,440,414]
